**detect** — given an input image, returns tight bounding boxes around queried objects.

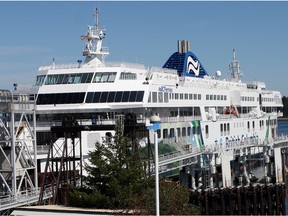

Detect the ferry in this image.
[14,9,283,184]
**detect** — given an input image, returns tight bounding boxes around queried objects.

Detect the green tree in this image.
[282,96,288,117]
[69,121,152,209]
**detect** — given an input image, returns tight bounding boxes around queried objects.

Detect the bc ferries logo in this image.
[186,56,200,76]
[158,86,173,93]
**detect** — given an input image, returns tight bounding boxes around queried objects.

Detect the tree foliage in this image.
[80,121,152,209]
[282,96,288,117]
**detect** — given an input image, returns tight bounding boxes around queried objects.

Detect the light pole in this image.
[147,114,161,216]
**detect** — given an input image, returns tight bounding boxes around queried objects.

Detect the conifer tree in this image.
[83,120,152,208]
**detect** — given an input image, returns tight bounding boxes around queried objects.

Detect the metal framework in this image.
[38,125,82,205]
[0,94,51,213]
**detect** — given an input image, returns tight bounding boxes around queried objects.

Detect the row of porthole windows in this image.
[262,97,275,102]
[157,126,201,139]
[206,94,227,101]
[148,92,201,103]
[241,96,255,102]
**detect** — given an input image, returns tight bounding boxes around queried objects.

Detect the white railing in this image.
[153,135,288,174]
[0,188,50,211]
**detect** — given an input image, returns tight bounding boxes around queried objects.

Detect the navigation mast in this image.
[82,8,109,65]
[229,49,243,82]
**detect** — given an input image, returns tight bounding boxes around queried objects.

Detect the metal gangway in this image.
[0,93,52,214]
[151,135,288,175]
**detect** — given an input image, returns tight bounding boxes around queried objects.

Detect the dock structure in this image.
[151,135,288,189]
[0,92,288,213]
[0,93,52,214]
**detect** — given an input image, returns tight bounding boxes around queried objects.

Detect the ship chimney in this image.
[177,40,190,53]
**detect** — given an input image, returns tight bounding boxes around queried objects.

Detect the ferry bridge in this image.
[1,93,288,213]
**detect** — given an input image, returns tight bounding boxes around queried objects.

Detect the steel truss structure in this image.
[0,94,51,213]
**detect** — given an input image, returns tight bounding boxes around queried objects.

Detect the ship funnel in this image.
[177,40,190,53]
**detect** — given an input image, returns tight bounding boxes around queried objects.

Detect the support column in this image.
[221,153,233,187]
[274,147,283,183]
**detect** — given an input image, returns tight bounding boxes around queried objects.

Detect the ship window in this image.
[59,93,68,104]
[93,72,117,83]
[56,74,65,84]
[210,95,213,100]
[192,126,196,135]
[164,92,169,103]
[81,73,93,83]
[180,93,183,100]
[129,91,137,102]
[185,94,188,100]
[115,91,123,102]
[158,92,163,103]
[206,95,209,100]
[148,92,151,103]
[93,92,101,103]
[227,123,230,135]
[136,91,144,102]
[220,124,223,136]
[152,92,157,103]
[47,94,56,104]
[94,72,103,82]
[73,74,82,83]
[100,92,108,103]
[163,129,168,138]
[107,72,117,82]
[189,94,193,100]
[194,94,198,100]
[122,91,130,102]
[182,127,186,137]
[205,125,209,138]
[170,128,175,138]
[35,75,46,86]
[71,92,81,103]
[86,92,94,103]
[177,128,181,137]
[175,93,179,100]
[107,92,116,102]
[45,75,56,85]
[120,72,137,80]
[187,127,191,136]
[101,73,109,82]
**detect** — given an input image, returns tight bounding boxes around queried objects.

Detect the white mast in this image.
[82,8,109,65]
[229,49,243,82]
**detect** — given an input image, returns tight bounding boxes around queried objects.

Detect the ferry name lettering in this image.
[158,86,173,93]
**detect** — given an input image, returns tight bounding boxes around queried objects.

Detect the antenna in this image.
[229,48,243,82]
[94,8,99,30]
